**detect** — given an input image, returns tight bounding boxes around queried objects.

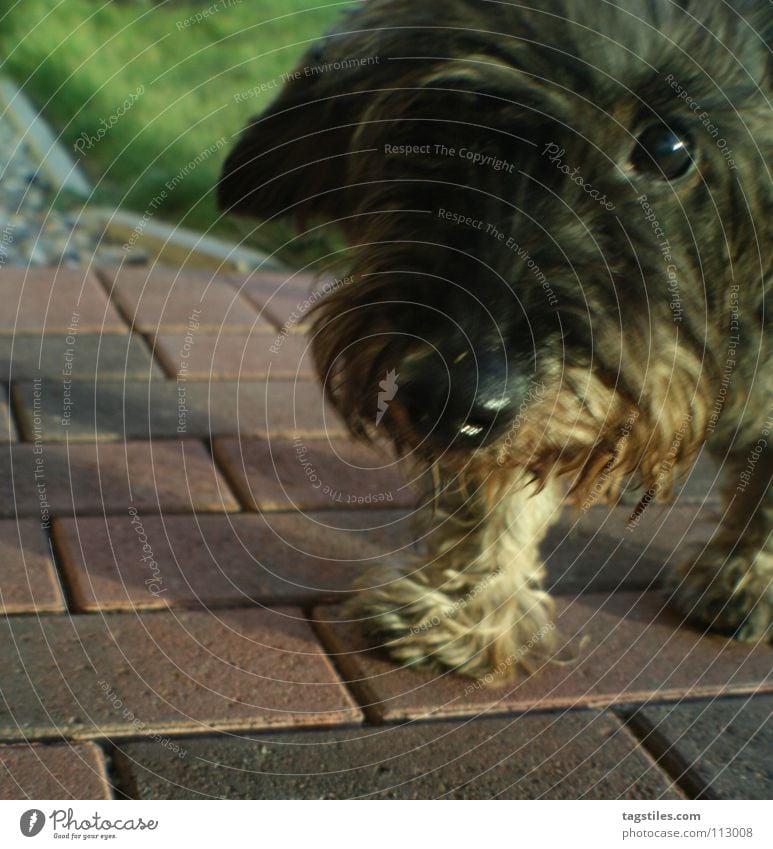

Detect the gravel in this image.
[0,118,147,268]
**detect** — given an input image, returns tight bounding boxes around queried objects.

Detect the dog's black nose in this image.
[397,347,528,449]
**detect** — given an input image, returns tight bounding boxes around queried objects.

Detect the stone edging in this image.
[0,77,92,197]
[81,207,283,273]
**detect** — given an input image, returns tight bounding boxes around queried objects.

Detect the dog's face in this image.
[220,0,771,498]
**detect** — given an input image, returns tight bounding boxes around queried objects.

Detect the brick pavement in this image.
[0,266,769,800]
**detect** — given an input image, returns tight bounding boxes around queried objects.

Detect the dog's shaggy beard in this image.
[309,260,712,518]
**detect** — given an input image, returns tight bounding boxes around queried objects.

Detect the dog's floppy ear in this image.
[218,42,369,223]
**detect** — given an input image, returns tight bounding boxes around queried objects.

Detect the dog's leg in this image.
[668,448,773,640]
[347,475,563,679]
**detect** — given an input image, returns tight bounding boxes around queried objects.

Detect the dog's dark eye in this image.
[630,122,695,180]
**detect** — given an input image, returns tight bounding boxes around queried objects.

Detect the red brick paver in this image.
[0,607,361,739]
[0,440,239,516]
[14,378,343,441]
[55,510,413,611]
[0,742,111,799]
[231,270,331,332]
[626,695,773,799]
[544,503,719,595]
[0,333,161,380]
[0,268,126,333]
[152,331,314,380]
[0,519,64,613]
[214,437,416,511]
[113,710,681,799]
[99,266,264,332]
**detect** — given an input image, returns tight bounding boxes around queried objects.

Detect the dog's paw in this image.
[345,565,557,680]
[667,546,773,641]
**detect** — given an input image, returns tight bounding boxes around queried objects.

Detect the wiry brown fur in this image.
[220,0,772,678]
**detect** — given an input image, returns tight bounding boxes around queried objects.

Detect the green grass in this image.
[0,0,348,265]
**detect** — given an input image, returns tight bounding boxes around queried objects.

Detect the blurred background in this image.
[0,0,348,270]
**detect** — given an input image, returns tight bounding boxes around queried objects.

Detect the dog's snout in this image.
[397,346,528,449]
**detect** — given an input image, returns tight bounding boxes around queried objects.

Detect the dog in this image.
[219,0,772,678]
